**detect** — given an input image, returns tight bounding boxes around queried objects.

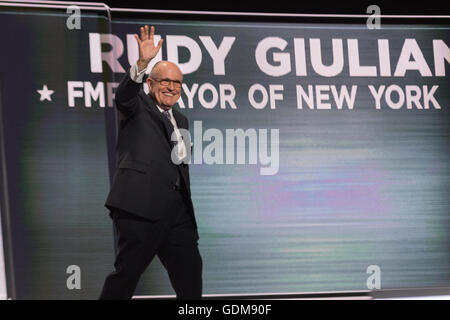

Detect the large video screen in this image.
[0,6,449,298]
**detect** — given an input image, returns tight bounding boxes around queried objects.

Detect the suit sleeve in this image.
[114,67,145,119]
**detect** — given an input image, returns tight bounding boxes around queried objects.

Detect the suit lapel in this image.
[172,107,187,130]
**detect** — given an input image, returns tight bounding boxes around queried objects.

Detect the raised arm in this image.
[115,25,163,118]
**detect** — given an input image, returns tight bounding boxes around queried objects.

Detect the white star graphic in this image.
[37,85,54,102]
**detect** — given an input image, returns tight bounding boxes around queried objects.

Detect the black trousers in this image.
[99,186,202,300]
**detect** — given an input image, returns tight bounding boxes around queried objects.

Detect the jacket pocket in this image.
[118,161,149,173]
[118,153,150,173]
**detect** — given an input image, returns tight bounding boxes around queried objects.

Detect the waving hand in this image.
[134,25,163,71]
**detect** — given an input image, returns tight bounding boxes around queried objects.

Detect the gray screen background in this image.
[0,8,448,299]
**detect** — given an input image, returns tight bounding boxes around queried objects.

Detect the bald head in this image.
[150,61,183,81]
[146,60,183,110]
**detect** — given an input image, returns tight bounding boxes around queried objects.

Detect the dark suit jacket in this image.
[105,70,195,224]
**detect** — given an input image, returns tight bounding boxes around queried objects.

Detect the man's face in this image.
[147,62,183,110]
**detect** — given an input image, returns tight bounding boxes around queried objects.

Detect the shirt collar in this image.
[156,104,173,117]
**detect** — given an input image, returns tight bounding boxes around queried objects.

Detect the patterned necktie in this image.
[162,110,175,147]
[163,110,171,121]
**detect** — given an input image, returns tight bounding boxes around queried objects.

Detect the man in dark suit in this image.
[99,25,202,300]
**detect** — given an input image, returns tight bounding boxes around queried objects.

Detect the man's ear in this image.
[146,77,152,92]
